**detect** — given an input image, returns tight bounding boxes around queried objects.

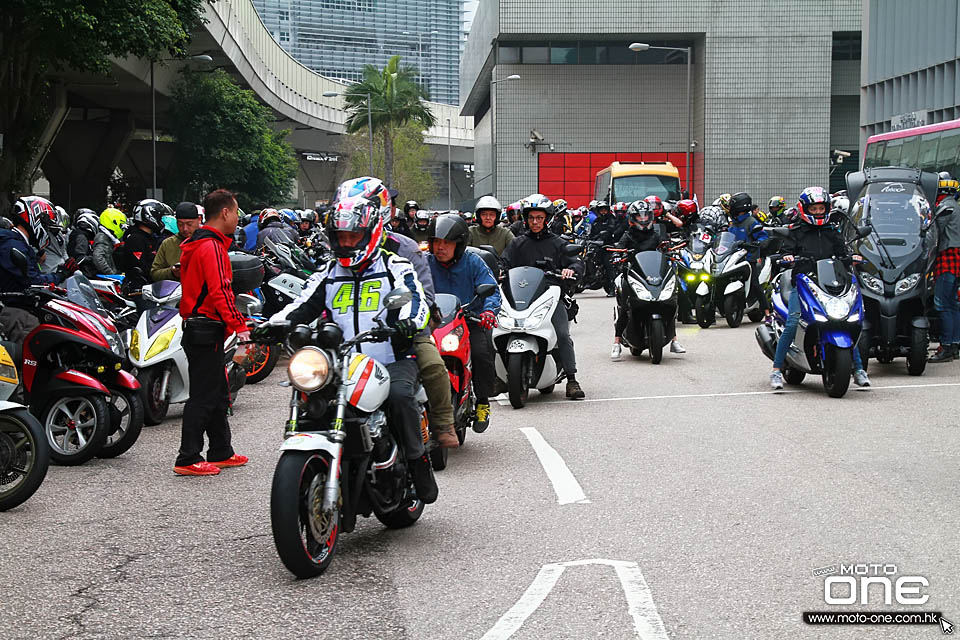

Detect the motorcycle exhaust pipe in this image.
[755,324,776,361]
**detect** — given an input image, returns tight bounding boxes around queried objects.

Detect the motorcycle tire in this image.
[695,298,713,329]
[507,353,529,409]
[747,308,765,323]
[0,408,50,511]
[783,367,806,385]
[228,363,246,396]
[244,342,281,385]
[906,326,928,376]
[271,451,339,579]
[539,384,555,395]
[140,366,169,426]
[98,389,144,459]
[430,445,448,472]
[375,494,425,529]
[723,296,744,328]
[649,320,665,365]
[41,394,110,466]
[822,346,852,398]
[857,329,870,374]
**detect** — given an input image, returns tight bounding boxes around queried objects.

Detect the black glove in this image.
[56,257,79,279]
[251,323,286,343]
[393,318,419,338]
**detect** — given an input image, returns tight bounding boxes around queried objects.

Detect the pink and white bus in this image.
[863,118,960,177]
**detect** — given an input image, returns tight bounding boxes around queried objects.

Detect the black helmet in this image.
[728,192,753,216]
[73,208,99,236]
[131,199,171,232]
[938,171,959,196]
[404,200,420,215]
[427,213,469,261]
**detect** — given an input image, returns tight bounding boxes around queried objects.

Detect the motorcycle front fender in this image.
[822,330,855,349]
[0,400,26,411]
[695,282,709,296]
[54,369,109,394]
[724,280,744,295]
[280,432,342,458]
[113,369,141,391]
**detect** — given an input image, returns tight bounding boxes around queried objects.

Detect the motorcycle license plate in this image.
[508,339,526,351]
[700,232,711,242]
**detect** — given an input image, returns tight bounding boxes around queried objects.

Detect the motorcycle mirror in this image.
[235,293,263,316]
[477,244,498,258]
[383,288,412,310]
[9,248,28,277]
[563,243,581,256]
[475,283,496,299]
[856,224,873,239]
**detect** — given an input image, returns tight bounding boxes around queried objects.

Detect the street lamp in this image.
[446,117,452,209]
[628,42,693,195]
[489,74,520,196]
[151,54,212,198]
[402,30,439,87]
[324,88,375,176]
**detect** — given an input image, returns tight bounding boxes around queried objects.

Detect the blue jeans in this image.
[773,289,863,370]
[933,272,960,345]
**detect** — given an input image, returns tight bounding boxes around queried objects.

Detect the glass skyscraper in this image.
[253,0,463,105]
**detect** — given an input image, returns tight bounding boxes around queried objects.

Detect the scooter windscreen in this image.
[852,183,934,282]
[505,267,547,311]
[632,251,670,287]
[713,232,739,257]
[434,293,461,325]
[814,259,851,295]
[64,274,110,316]
[688,226,715,258]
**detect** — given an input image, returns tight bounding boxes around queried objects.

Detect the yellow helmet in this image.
[100,207,127,240]
[715,193,732,213]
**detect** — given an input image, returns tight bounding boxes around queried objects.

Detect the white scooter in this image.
[695,231,773,328]
[128,281,253,424]
[493,264,574,409]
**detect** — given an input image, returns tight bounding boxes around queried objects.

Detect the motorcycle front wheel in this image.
[98,389,144,459]
[0,408,50,511]
[244,342,281,384]
[507,353,530,409]
[649,320,665,365]
[822,346,852,398]
[906,326,927,376]
[695,297,713,328]
[140,366,170,426]
[271,451,340,579]
[723,296,744,328]
[41,395,109,466]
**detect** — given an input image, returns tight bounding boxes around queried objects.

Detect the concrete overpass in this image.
[38,0,474,210]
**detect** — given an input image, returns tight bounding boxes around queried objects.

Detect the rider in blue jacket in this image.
[726,192,772,322]
[426,214,501,433]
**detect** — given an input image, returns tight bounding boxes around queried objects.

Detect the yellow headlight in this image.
[145,328,176,361]
[288,347,331,392]
[0,346,18,384]
[130,330,141,361]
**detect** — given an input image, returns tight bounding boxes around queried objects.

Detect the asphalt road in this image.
[2,290,959,639]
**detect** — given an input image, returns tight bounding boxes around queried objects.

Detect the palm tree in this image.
[343,55,436,187]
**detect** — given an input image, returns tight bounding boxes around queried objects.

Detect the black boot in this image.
[409,455,438,504]
[565,378,585,400]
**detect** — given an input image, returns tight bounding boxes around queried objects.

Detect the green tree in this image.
[0,0,205,212]
[345,121,437,205]
[168,69,298,208]
[343,55,436,187]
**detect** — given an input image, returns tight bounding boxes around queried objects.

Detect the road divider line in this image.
[519,427,590,505]
[481,559,668,640]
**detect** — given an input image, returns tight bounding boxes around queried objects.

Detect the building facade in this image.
[460,0,861,208]
[253,0,463,105]
[860,0,960,144]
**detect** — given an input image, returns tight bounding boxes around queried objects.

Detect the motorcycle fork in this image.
[159,365,171,404]
[322,353,352,512]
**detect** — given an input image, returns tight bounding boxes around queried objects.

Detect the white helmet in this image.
[475,195,502,214]
[831,196,850,216]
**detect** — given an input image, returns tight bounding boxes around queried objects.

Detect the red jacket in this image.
[179,226,246,336]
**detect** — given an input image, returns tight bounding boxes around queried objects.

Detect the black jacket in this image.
[589,214,621,242]
[120,226,159,289]
[500,229,584,278]
[615,225,665,253]
[781,223,849,283]
[67,227,95,261]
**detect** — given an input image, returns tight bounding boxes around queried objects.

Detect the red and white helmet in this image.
[642,195,665,218]
[328,182,386,271]
[11,196,55,250]
[797,186,831,226]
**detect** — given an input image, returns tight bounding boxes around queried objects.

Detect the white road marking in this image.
[519,427,590,505]
[480,559,669,640]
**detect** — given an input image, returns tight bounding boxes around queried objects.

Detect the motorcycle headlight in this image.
[859,272,884,295]
[288,346,332,392]
[440,326,463,352]
[895,273,921,295]
[145,327,177,361]
[498,310,518,330]
[825,297,850,320]
[130,329,141,361]
[630,279,653,301]
[526,298,555,327]
[658,277,677,301]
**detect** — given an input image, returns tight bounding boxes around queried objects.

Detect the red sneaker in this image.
[209,454,248,468]
[174,461,221,476]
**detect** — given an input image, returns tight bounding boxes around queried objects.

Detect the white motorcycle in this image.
[695,231,773,328]
[129,281,255,424]
[0,341,49,511]
[493,264,576,409]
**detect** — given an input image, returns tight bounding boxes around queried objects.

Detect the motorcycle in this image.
[0,341,50,511]
[129,280,249,425]
[574,239,611,294]
[755,226,871,398]
[266,288,430,578]
[427,284,497,471]
[609,243,683,364]
[846,168,939,375]
[677,223,718,325]
[493,248,579,409]
[696,231,772,328]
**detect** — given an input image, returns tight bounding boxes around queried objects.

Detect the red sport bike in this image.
[428,284,497,471]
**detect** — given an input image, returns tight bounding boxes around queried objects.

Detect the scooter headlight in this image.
[630,279,653,301]
[657,277,677,301]
[895,273,921,295]
[130,329,141,361]
[825,298,850,320]
[288,346,331,392]
[145,328,177,361]
[859,272,884,295]
[498,310,519,330]
[525,298,555,328]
